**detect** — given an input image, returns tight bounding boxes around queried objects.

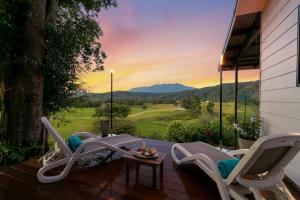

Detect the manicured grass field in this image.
[52,103,258,141]
[51,108,97,139]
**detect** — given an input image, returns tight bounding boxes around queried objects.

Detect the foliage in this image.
[0,142,40,169]
[206,101,215,114]
[166,121,188,142]
[52,103,257,144]
[222,124,235,147]
[87,81,259,105]
[0,0,117,145]
[167,120,235,147]
[167,121,206,143]
[43,0,117,115]
[142,104,147,109]
[94,103,131,119]
[112,120,136,135]
[238,117,261,140]
[70,96,101,108]
[0,0,30,74]
[180,95,202,114]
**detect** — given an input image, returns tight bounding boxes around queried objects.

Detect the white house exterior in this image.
[222,0,300,186]
[260,0,300,187]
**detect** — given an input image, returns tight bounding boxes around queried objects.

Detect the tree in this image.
[206,101,215,114]
[0,0,117,144]
[0,0,49,144]
[190,95,201,114]
[142,104,147,110]
[95,104,131,119]
[180,96,201,114]
[181,97,192,109]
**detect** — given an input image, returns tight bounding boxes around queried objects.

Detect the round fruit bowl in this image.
[134,152,159,159]
[134,147,158,159]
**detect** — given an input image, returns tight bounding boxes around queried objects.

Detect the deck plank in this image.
[0,138,299,200]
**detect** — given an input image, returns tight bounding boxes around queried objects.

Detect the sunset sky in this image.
[82,0,259,93]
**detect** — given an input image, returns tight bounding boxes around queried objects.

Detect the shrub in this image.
[238,118,261,140]
[206,101,215,114]
[166,121,187,142]
[202,121,219,143]
[166,120,235,147]
[142,104,147,109]
[94,103,131,119]
[0,142,40,169]
[114,123,136,135]
[167,121,207,143]
[222,125,235,147]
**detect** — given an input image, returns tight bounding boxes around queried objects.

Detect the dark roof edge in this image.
[221,0,239,56]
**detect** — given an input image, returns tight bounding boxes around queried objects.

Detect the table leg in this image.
[136,163,139,183]
[152,166,156,188]
[160,161,164,177]
[126,161,129,182]
[110,150,113,161]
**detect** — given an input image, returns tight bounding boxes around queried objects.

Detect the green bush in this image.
[239,118,261,140]
[114,123,136,135]
[110,119,136,135]
[0,142,40,169]
[222,125,235,147]
[94,103,131,119]
[166,121,187,142]
[166,120,235,147]
[166,121,206,143]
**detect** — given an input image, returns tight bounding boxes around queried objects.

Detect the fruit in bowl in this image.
[135,147,157,158]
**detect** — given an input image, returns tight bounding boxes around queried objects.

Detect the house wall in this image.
[260,0,300,186]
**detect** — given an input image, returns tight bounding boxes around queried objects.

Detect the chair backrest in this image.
[41,117,72,156]
[226,133,300,184]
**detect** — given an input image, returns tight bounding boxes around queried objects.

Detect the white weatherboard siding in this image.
[260,0,300,186]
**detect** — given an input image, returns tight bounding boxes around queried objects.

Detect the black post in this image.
[110,71,113,130]
[244,93,247,124]
[234,64,238,149]
[219,66,223,148]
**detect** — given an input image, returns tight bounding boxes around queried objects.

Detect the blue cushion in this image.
[67,135,82,152]
[217,158,240,178]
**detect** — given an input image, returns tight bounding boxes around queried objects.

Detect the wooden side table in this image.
[123,153,167,188]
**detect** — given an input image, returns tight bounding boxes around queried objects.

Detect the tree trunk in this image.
[46,0,58,24]
[4,0,46,144]
[0,74,5,142]
[41,0,58,151]
[2,0,59,145]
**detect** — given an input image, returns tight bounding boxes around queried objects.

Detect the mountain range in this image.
[87,81,259,104]
[129,83,195,93]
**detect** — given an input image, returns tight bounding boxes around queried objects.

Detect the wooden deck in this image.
[0,139,299,200]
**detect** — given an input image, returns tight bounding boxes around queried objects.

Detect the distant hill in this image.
[129,83,195,93]
[87,81,259,104]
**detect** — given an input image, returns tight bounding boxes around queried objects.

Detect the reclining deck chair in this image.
[172,133,300,200]
[38,117,145,183]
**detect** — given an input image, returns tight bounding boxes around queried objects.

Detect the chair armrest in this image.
[227,149,249,156]
[74,138,128,155]
[179,153,215,165]
[72,132,97,139]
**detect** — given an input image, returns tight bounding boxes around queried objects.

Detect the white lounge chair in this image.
[171,133,300,200]
[37,117,145,183]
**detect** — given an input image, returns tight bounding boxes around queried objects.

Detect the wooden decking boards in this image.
[0,139,299,200]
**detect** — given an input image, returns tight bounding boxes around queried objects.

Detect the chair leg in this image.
[273,182,295,200]
[248,181,296,200]
[216,181,231,200]
[249,186,266,200]
[37,157,74,183]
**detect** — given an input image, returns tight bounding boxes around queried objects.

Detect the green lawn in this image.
[52,103,258,141]
[51,108,97,139]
